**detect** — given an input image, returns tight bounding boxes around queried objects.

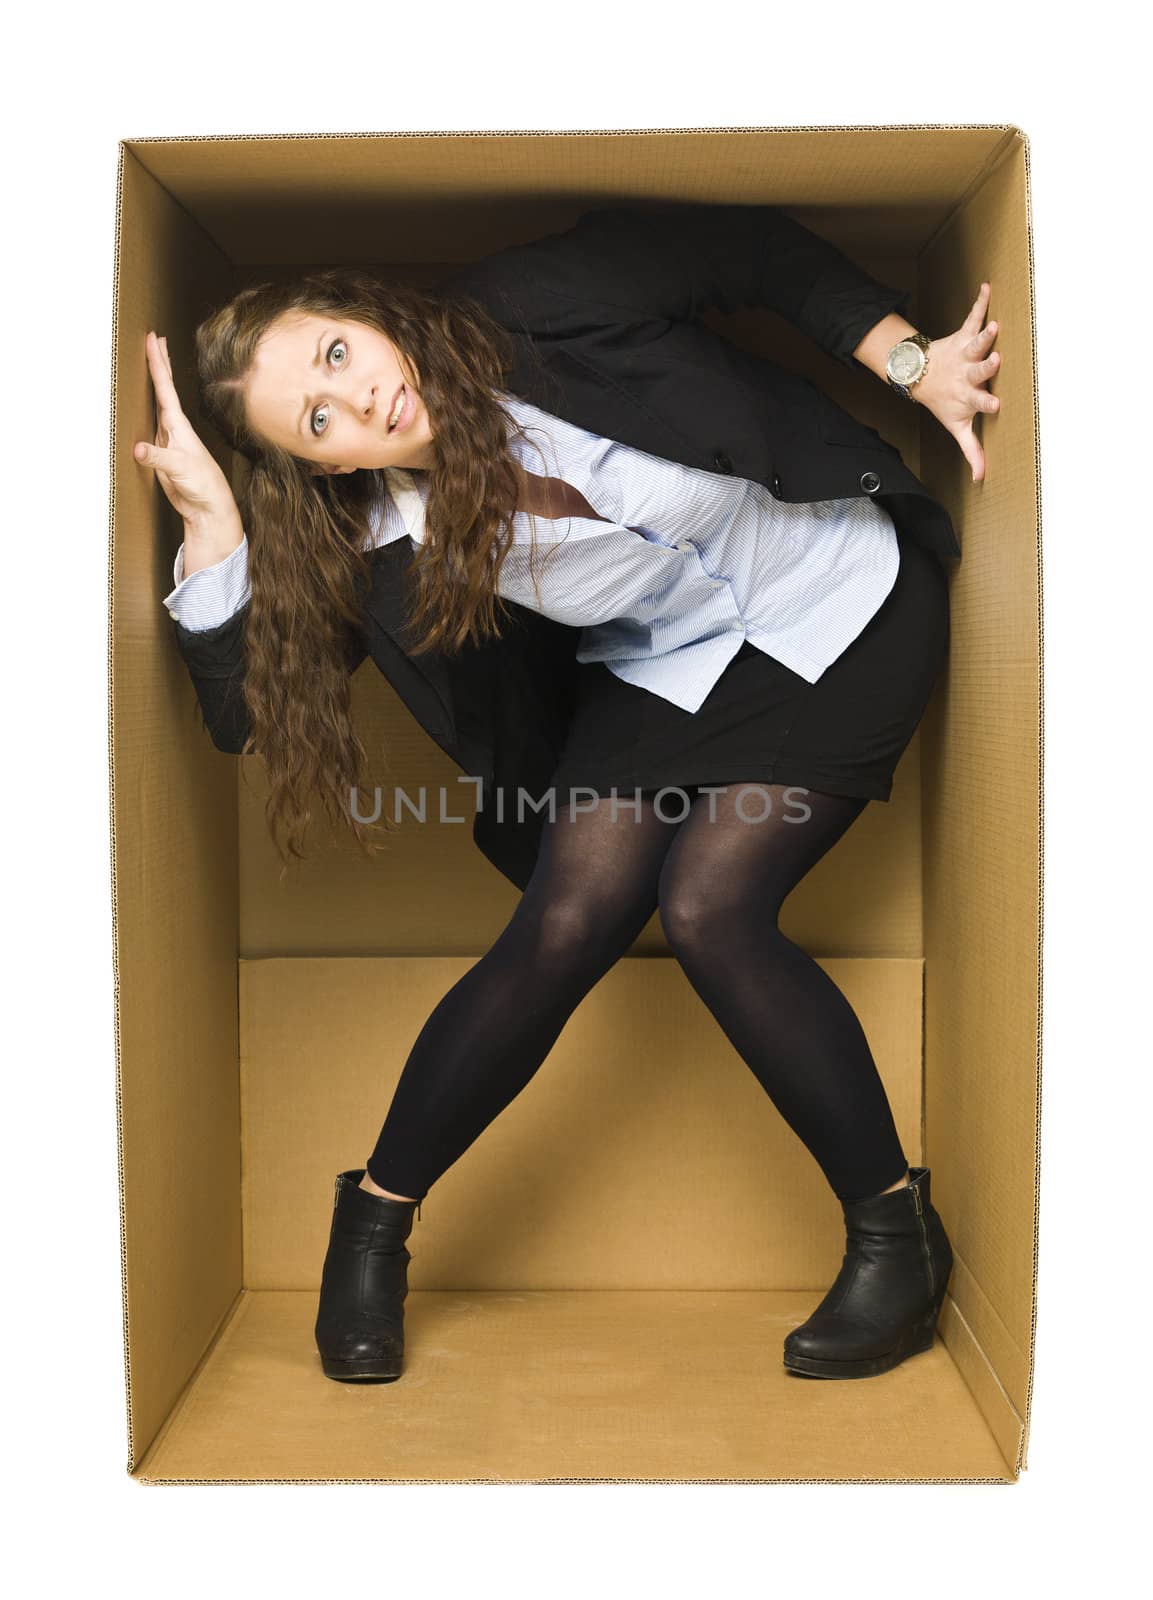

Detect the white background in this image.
[2,1,1144,1592]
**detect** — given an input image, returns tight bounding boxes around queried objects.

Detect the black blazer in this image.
[170,202,960,891]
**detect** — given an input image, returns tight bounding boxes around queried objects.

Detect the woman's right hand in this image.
[134,331,243,536]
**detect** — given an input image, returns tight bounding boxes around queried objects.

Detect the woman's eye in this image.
[309,341,346,432]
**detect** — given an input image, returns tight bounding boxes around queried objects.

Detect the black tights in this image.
[365,784,909,1205]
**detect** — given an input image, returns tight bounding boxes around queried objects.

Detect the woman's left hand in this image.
[914,284,1002,484]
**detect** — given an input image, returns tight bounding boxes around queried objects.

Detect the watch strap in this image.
[887,330,932,400]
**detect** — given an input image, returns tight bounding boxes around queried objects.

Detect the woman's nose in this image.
[362,384,377,418]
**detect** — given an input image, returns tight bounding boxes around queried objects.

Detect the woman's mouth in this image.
[387,384,413,434]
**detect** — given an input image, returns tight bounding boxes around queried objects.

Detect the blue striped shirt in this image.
[163,391,900,713]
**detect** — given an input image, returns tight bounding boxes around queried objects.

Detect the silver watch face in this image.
[888,341,925,385]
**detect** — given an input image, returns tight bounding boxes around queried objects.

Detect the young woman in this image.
[137,202,1000,1385]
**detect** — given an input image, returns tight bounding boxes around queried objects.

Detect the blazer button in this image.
[712,450,734,474]
[860,470,882,494]
[771,473,783,497]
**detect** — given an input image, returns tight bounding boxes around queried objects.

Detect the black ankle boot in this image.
[782,1165,953,1380]
[314,1169,421,1382]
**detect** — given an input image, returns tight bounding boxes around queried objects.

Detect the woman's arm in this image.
[449,201,913,372]
[454,204,1002,481]
[136,331,368,753]
[169,604,255,755]
[164,536,251,631]
[132,332,255,750]
[851,286,1003,484]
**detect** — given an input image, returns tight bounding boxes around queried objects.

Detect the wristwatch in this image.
[885,331,933,400]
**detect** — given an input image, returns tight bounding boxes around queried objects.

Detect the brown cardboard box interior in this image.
[109,127,1041,1483]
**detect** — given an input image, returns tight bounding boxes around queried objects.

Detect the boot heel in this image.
[320,1353,403,1383]
[909,1286,949,1353]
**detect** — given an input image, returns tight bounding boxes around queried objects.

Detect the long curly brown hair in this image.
[194,268,556,874]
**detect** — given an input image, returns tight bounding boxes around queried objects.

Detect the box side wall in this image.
[918,134,1041,1462]
[110,148,243,1470]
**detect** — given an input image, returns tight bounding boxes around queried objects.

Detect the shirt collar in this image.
[381,465,428,544]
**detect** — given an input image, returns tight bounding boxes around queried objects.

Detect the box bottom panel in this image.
[134,1289,1013,1483]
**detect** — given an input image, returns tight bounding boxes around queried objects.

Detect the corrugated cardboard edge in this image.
[108,137,136,1476]
[1013,121,1044,1481]
[124,121,1020,147]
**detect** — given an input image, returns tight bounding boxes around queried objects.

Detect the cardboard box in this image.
[109,125,1042,1483]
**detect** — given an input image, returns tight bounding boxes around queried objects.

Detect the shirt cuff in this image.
[163,536,251,631]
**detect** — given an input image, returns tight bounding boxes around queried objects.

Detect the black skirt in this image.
[547,526,950,804]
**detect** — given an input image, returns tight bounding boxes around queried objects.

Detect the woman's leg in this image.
[364,794,685,1201]
[655,782,910,1203]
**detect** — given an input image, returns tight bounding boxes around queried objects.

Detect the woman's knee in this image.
[657,879,738,959]
[517,887,648,969]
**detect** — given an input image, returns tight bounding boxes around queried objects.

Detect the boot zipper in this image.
[416,1199,422,1221]
[910,1180,935,1294]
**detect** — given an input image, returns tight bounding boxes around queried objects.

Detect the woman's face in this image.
[242,310,437,474]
